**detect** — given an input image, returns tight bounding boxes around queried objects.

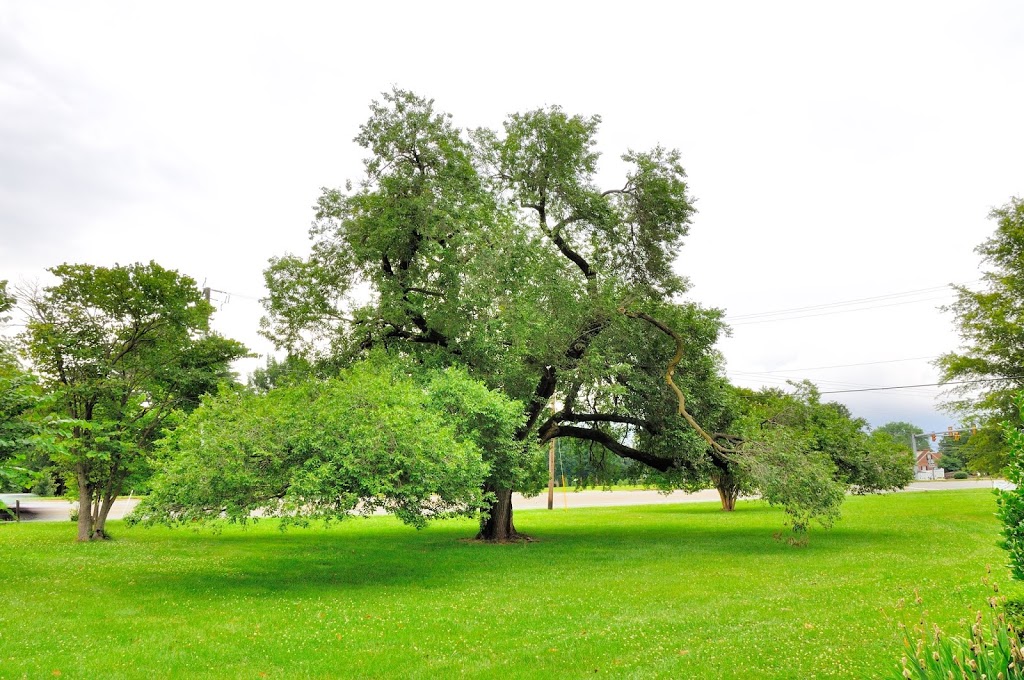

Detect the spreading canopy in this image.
[259,90,910,538]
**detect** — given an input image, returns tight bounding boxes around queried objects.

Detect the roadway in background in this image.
[1,480,1006,523]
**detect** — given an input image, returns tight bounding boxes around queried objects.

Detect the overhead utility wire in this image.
[728,295,953,325]
[730,372,940,398]
[724,282,976,321]
[731,355,938,374]
[818,377,1022,395]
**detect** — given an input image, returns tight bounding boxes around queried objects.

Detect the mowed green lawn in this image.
[0,490,1013,679]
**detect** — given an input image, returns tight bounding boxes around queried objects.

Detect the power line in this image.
[818,377,1022,395]
[724,283,971,321]
[731,355,938,374]
[731,372,940,398]
[728,294,954,325]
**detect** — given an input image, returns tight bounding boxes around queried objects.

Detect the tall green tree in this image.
[262,90,910,540]
[22,262,248,540]
[938,196,1024,470]
[874,421,929,452]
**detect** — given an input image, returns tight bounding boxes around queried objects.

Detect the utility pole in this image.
[547,438,555,510]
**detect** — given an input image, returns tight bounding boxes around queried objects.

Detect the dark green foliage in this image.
[0,281,67,494]
[0,353,48,492]
[938,433,970,473]
[997,394,1024,580]
[247,354,315,393]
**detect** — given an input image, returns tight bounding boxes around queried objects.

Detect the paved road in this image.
[2,480,1009,523]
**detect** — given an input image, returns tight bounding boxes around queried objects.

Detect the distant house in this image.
[916,450,940,471]
[915,450,944,480]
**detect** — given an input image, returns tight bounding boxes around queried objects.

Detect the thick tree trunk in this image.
[76,466,93,542]
[713,473,740,512]
[476,487,522,542]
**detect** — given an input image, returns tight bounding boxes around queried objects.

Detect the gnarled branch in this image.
[621,308,738,460]
[547,425,680,472]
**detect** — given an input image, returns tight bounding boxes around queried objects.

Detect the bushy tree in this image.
[937,432,969,473]
[132,360,524,529]
[22,262,248,540]
[704,383,914,530]
[0,281,65,496]
[263,90,711,539]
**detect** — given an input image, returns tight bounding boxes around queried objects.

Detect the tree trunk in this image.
[476,487,522,542]
[76,466,93,542]
[93,494,117,540]
[713,473,740,512]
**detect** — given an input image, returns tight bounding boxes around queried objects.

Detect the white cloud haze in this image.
[2,1,1023,436]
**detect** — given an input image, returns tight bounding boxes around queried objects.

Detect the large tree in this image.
[263,90,908,540]
[21,262,248,540]
[937,197,1024,470]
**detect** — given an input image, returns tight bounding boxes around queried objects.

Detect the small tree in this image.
[21,262,248,540]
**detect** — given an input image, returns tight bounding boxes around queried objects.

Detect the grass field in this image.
[0,490,1014,679]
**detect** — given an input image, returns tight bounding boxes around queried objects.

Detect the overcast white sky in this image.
[2,1,1022,437]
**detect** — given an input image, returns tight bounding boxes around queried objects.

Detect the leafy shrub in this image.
[997,394,1024,580]
[954,471,971,479]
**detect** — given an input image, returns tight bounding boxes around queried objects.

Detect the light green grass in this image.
[0,490,1013,679]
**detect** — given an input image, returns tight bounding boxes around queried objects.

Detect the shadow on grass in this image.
[107,502,903,602]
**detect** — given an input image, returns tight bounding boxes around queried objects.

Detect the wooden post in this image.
[15,499,20,522]
[547,438,555,510]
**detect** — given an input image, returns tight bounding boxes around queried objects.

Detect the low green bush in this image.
[954,471,971,479]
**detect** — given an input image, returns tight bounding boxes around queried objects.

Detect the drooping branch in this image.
[621,308,738,460]
[548,425,682,473]
[559,412,658,432]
